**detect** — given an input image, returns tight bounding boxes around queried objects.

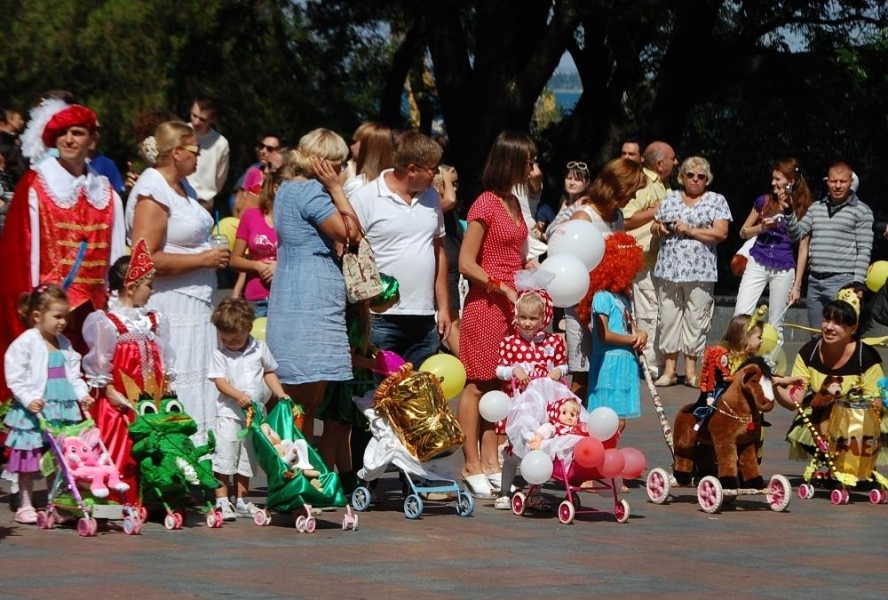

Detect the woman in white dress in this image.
[126,121,231,443]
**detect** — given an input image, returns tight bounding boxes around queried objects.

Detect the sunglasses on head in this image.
[567,161,588,171]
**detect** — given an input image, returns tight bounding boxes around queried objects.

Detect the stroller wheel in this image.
[697,476,724,514]
[351,486,372,512]
[512,492,526,516]
[253,509,271,526]
[455,491,474,517]
[164,514,177,530]
[36,510,51,530]
[557,500,575,525]
[77,517,93,537]
[797,483,815,500]
[174,512,185,529]
[304,516,317,533]
[123,516,140,535]
[646,468,672,504]
[615,499,630,523]
[295,515,307,532]
[403,494,423,519]
[830,488,846,505]
[767,475,792,512]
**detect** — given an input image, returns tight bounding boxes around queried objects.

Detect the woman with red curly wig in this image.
[577,232,646,435]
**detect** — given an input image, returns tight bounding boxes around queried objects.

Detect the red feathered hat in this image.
[41,105,97,147]
[125,239,156,287]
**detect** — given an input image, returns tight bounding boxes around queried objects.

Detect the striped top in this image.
[785,194,873,282]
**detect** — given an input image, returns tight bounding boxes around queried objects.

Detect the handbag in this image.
[731,236,756,277]
[340,212,383,303]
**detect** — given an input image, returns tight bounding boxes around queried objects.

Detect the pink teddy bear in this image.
[58,428,130,499]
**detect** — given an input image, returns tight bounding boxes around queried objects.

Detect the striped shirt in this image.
[785,193,873,282]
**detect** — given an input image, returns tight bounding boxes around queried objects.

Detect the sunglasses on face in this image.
[566,161,588,171]
[180,144,200,157]
[257,143,280,152]
[685,172,708,181]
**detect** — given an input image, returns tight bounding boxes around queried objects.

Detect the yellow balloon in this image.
[760,323,779,356]
[251,317,267,342]
[866,261,888,292]
[217,217,240,250]
[419,353,467,399]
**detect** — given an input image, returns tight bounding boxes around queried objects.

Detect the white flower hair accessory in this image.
[140,136,159,166]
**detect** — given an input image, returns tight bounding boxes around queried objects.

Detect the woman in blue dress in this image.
[267,129,361,442]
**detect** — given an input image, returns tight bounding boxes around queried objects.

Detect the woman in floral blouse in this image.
[651,156,732,387]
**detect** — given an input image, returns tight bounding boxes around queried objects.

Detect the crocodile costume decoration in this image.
[129,394,219,511]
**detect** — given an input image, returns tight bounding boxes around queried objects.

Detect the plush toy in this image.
[58,427,130,499]
[809,375,844,437]
[672,358,775,490]
[260,423,321,486]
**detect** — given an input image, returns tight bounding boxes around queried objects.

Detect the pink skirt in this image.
[6,448,42,473]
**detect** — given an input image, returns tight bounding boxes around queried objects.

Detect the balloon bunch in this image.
[519,406,647,485]
[539,220,606,307]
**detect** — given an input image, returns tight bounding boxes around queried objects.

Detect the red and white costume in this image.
[0,101,125,400]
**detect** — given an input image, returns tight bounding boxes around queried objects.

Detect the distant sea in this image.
[552,89,581,111]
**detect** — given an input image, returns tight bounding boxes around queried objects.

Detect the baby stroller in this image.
[128,394,223,529]
[506,378,630,524]
[350,365,474,519]
[791,382,888,505]
[249,398,352,532]
[37,417,142,537]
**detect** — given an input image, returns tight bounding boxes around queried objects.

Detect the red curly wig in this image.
[575,231,643,327]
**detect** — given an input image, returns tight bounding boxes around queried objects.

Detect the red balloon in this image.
[598,448,625,478]
[574,437,605,468]
[619,447,647,479]
[602,431,621,449]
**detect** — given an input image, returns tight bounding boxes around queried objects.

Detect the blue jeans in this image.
[370,314,440,369]
[248,299,268,318]
[807,272,853,328]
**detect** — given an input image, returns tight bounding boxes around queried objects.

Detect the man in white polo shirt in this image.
[350,131,451,367]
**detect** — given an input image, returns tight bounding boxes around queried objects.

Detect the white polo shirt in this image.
[208,337,277,420]
[350,169,446,315]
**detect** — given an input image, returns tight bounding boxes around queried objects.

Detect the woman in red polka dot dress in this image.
[457,130,538,499]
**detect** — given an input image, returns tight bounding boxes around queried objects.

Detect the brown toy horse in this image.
[673,358,775,490]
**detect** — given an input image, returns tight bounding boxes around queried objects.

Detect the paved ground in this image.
[1,342,887,599]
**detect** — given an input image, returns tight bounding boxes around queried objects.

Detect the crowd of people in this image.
[0,92,885,525]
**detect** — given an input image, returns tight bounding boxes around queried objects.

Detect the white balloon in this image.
[520,450,554,485]
[587,406,620,441]
[479,390,511,422]
[540,254,590,308]
[546,220,606,271]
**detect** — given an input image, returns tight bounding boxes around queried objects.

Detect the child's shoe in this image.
[14,506,38,524]
[494,495,512,510]
[235,501,260,518]
[217,500,237,522]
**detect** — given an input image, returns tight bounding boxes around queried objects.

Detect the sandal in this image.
[654,374,678,387]
[486,472,502,493]
[462,472,496,499]
[15,506,37,524]
[526,493,552,512]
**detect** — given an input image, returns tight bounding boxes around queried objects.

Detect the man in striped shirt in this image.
[783,161,873,327]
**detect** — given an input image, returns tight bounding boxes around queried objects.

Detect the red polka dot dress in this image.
[459,192,528,381]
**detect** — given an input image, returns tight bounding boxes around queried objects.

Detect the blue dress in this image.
[586,291,641,418]
[267,179,351,385]
[4,350,83,453]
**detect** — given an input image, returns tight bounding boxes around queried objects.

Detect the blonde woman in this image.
[266,128,360,442]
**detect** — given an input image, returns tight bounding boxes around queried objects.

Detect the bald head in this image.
[643,141,677,181]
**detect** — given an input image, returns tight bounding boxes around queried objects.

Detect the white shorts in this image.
[563,305,590,373]
[211,416,254,478]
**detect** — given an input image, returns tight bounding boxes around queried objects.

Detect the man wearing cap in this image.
[0,99,126,399]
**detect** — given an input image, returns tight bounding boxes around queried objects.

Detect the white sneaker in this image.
[494,496,511,510]
[218,501,237,521]
[235,501,260,518]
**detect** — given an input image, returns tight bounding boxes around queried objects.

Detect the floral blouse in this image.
[653,189,732,283]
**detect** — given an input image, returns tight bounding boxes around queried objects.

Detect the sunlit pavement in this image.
[1,342,886,599]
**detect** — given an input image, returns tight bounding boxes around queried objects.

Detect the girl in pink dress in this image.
[457,130,537,499]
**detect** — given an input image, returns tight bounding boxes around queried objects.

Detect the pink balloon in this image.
[598,448,625,479]
[619,447,647,479]
[574,437,605,468]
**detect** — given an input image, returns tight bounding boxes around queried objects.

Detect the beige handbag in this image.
[341,212,383,303]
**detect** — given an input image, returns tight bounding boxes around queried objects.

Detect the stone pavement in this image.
[1,344,887,599]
